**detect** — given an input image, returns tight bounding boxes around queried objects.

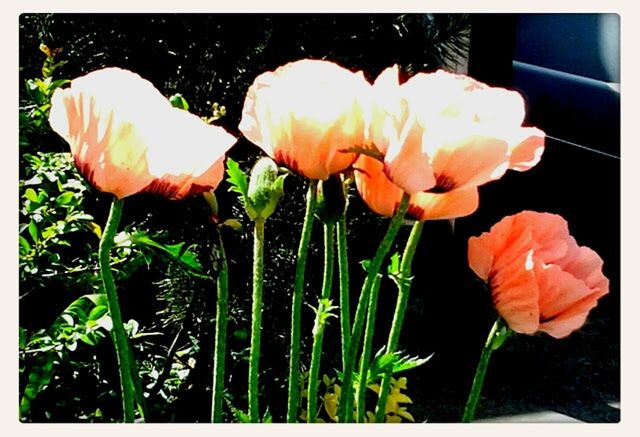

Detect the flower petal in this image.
[408,187,479,221]
[507,127,546,171]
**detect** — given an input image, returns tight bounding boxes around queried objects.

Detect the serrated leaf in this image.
[225,158,249,198]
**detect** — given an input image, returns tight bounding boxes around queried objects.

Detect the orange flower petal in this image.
[490,249,540,334]
[408,187,479,221]
[535,264,601,338]
[49,68,236,199]
[239,59,368,180]
[426,126,509,191]
[507,127,546,171]
[353,155,404,217]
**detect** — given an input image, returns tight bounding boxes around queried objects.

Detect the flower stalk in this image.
[374,221,424,422]
[248,217,266,422]
[286,180,318,422]
[462,317,507,423]
[355,272,383,422]
[337,193,410,422]
[211,226,230,423]
[337,206,350,371]
[98,197,136,423]
[306,222,336,422]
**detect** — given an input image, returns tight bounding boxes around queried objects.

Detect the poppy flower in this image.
[467,211,609,338]
[239,59,370,180]
[49,67,237,199]
[354,67,545,220]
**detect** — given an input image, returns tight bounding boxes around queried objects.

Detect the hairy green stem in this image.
[306,222,335,422]
[374,221,424,422]
[336,212,350,371]
[211,227,230,422]
[337,193,410,422]
[462,318,503,423]
[99,197,136,423]
[248,218,265,422]
[356,272,382,422]
[286,180,318,422]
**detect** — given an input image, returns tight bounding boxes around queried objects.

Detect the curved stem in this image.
[306,222,335,423]
[99,197,136,423]
[462,317,503,423]
[374,221,424,422]
[286,180,318,423]
[336,212,350,371]
[211,227,230,422]
[355,272,382,422]
[337,193,410,422]
[248,217,265,422]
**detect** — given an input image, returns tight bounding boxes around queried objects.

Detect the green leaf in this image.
[19,235,31,255]
[226,400,252,423]
[55,191,74,206]
[24,188,38,203]
[28,221,39,244]
[169,93,189,110]
[88,305,108,321]
[226,158,249,198]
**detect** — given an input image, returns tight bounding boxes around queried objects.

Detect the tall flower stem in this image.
[462,317,504,423]
[286,180,318,422]
[355,272,383,422]
[306,222,336,422]
[374,221,424,422]
[336,212,350,370]
[337,193,410,422]
[211,227,230,423]
[248,217,266,422]
[99,197,136,423]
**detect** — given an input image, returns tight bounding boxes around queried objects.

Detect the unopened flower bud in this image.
[247,157,285,220]
[315,175,347,225]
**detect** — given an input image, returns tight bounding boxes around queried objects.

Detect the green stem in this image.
[374,221,424,422]
[337,212,350,371]
[286,180,318,423]
[337,193,410,422]
[462,317,503,423]
[306,222,336,422]
[249,218,265,422]
[211,227,230,422]
[355,272,382,422]
[99,197,136,423]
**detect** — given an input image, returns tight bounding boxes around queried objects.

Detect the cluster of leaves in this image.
[18,48,215,422]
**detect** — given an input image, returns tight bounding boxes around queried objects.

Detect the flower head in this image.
[49,67,237,199]
[239,59,370,180]
[468,211,609,338]
[355,67,545,220]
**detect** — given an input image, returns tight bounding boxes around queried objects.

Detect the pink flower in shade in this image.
[468,211,609,338]
[49,67,237,200]
[238,59,370,180]
[354,67,545,221]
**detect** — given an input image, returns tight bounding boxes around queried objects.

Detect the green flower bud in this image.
[247,157,286,220]
[315,175,347,225]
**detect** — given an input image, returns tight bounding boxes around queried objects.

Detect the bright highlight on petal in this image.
[49,67,237,200]
[239,59,370,180]
[355,67,546,221]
